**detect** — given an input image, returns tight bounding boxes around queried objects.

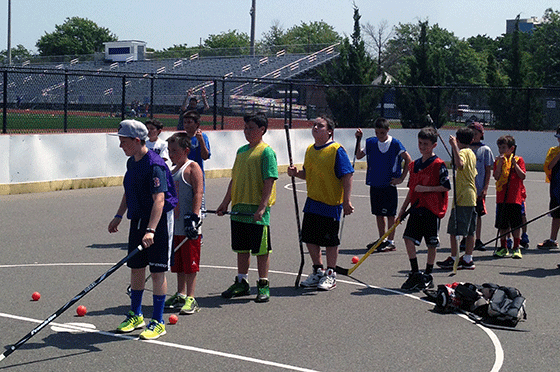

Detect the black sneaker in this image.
[255,279,270,303]
[474,239,486,251]
[436,256,455,270]
[221,277,250,298]
[401,272,424,291]
[458,256,475,270]
[421,273,434,290]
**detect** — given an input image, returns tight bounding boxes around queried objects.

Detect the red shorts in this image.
[170,235,201,274]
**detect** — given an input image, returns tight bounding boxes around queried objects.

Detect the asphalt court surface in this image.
[1,170,560,371]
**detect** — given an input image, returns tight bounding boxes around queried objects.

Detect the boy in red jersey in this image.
[398,127,451,291]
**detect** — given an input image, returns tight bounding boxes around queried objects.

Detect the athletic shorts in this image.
[127,211,174,273]
[550,195,560,219]
[170,235,201,274]
[231,220,271,256]
[495,203,523,230]
[447,206,477,236]
[476,195,487,216]
[370,186,398,216]
[403,207,440,247]
[301,212,340,247]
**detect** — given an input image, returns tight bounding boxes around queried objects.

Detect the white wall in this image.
[1,128,557,190]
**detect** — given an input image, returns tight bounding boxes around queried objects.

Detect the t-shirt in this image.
[493,155,526,205]
[230,142,278,226]
[470,142,494,195]
[123,150,177,220]
[364,135,406,188]
[188,133,211,174]
[302,142,354,220]
[545,146,560,199]
[146,138,169,160]
[407,155,450,219]
[455,148,477,207]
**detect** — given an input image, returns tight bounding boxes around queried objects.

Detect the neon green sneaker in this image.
[255,279,270,303]
[117,311,145,333]
[139,320,166,340]
[164,293,186,309]
[493,247,511,258]
[512,248,523,259]
[221,277,250,298]
[179,296,200,315]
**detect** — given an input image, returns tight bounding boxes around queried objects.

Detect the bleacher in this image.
[3,44,340,110]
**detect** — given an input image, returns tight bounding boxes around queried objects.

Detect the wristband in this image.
[146,228,156,234]
[114,214,123,219]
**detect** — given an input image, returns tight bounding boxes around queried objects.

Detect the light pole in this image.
[250,0,256,56]
[7,0,12,65]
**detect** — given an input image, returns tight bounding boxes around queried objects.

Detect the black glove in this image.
[183,213,201,240]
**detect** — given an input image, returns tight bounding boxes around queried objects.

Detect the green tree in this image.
[1,44,32,64]
[202,30,250,55]
[319,5,379,127]
[532,8,560,86]
[36,17,117,56]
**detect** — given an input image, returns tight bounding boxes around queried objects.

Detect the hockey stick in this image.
[339,136,361,241]
[203,209,254,217]
[126,236,191,297]
[335,201,417,276]
[284,122,306,288]
[482,204,560,248]
[1,245,144,362]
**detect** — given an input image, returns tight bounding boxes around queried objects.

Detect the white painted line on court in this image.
[0,311,319,372]
[0,263,503,371]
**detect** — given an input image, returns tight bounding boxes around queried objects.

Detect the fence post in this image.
[63,71,68,132]
[121,75,126,121]
[221,78,225,130]
[2,70,7,134]
[525,88,531,130]
[213,79,217,130]
[289,83,293,128]
[150,75,154,119]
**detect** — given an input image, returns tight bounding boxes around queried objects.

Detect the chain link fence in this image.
[2,66,560,134]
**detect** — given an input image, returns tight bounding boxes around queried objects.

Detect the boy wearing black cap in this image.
[108,119,177,340]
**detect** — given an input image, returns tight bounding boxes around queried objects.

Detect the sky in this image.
[0,0,555,54]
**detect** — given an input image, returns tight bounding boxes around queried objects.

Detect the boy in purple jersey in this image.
[355,118,411,251]
[108,119,177,340]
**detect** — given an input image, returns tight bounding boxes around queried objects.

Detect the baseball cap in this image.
[110,120,148,140]
[468,122,484,140]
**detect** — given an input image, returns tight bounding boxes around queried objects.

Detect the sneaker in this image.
[117,311,145,333]
[537,239,558,250]
[317,269,336,291]
[300,268,325,288]
[511,248,523,259]
[436,256,455,270]
[139,320,166,340]
[520,233,530,249]
[379,241,396,252]
[221,277,250,298]
[507,238,513,250]
[179,296,200,315]
[494,247,511,258]
[255,279,270,302]
[164,292,186,309]
[401,271,424,291]
[366,239,387,251]
[474,239,486,251]
[458,256,475,270]
[421,273,434,290]
[459,237,466,252]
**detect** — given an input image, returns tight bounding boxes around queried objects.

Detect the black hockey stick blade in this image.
[203,209,254,217]
[1,245,144,362]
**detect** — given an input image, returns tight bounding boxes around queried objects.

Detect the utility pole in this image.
[7,0,12,65]
[250,0,256,56]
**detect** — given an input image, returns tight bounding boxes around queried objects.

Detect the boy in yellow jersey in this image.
[288,116,354,291]
[217,113,278,302]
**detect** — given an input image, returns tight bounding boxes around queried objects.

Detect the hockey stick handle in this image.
[284,123,306,287]
[203,209,254,217]
[482,204,560,247]
[1,245,144,362]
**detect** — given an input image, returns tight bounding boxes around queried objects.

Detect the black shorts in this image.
[127,211,174,273]
[231,220,272,256]
[370,186,398,216]
[301,212,340,247]
[403,207,440,247]
[551,195,560,219]
[495,203,523,230]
